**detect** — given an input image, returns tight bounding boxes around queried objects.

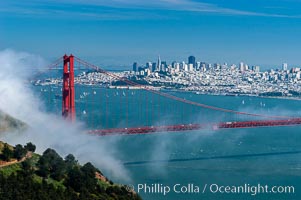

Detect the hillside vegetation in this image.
[0,141,141,200]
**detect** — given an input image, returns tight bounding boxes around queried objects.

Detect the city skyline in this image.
[1,0,301,68]
[131,55,294,72]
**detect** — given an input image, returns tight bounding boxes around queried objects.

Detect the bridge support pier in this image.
[62,54,75,122]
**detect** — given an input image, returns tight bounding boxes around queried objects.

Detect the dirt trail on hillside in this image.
[0,151,32,168]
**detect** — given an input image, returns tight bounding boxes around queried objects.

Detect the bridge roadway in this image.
[88,118,301,136]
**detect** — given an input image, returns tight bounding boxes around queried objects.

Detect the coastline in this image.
[33,81,301,101]
[159,88,301,101]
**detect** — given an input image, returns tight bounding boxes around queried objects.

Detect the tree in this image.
[37,148,66,180]
[81,162,98,192]
[65,167,84,192]
[24,142,36,152]
[2,144,13,161]
[81,162,97,178]
[65,154,78,169]
[14,144,27,161]
[21,159,34,176]
[65,163,98,193]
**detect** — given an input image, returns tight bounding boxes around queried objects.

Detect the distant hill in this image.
[0,110,27,133]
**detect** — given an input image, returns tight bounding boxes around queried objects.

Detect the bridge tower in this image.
[62,54,75,121]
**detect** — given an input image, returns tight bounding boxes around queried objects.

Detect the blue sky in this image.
[1,0,301,68]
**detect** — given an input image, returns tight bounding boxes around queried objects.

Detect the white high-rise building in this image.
[157,55,161,71]
[174,63,180,72]
[188,64,194,71]
[196,62,201,70]
[184,64,188,71]
[239,62,245,71]
[253,65,260,72]
[282,63,288,71]
[144,68,151,76]
[200,63,206,71]
[171,61,177,68]
[181,61,186,71]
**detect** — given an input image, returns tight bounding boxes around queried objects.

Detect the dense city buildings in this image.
[34,55,301,98]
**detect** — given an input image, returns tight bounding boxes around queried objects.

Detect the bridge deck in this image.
[88,118,301,136]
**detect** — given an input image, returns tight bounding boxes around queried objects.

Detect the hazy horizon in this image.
[1,0,301,68]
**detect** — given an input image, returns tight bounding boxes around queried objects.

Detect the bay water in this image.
[35,85,301,200]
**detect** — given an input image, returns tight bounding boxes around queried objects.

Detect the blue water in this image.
[35,85,301,200]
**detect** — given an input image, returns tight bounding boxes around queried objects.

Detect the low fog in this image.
[0,49,130,182]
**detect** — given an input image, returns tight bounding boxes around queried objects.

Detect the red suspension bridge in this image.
[32,54,301,136]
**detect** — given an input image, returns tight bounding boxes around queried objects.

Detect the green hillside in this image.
[0,141,141,200]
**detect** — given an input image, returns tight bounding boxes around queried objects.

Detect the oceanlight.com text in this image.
[134,183,295,196]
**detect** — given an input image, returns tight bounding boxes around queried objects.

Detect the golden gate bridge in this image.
[32,54,301,136]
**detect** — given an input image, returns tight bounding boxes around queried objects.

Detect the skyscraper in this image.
[133,62,138,72]
[146,62,152,72]
[161,61,167,72]
[188,56,196,68]
[253,65,260,72]
[157,55,161,71]
[239,62,245,71]
[152,62,157,72]
[282,63,288,71]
